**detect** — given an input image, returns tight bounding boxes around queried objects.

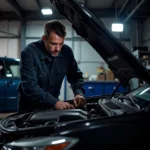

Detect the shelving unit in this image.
[133,49,150,69]
[132,48,150,86]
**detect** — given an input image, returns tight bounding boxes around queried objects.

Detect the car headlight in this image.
[2,136,78,150]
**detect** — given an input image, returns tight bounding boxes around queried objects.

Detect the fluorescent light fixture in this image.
[41,8,52,15]
[111,23,124,32]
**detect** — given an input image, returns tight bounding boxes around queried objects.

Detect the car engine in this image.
[0,94,142,146]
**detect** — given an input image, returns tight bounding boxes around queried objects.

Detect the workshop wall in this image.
[142,18,150,48]
[0,18,133,100]
[0,21,20,58]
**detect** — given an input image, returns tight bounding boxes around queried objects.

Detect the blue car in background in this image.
[0,57,20,112]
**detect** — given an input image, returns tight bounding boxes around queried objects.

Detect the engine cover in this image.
[29,109,87,123]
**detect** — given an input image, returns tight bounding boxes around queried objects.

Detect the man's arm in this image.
[66,52,86,107]
[66,48,86,106]
[20,48,59,107]
[66,57,85,96]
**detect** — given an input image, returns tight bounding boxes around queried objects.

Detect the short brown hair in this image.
[44,20,66,38]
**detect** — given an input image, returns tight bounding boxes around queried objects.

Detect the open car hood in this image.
[50,0,150,87]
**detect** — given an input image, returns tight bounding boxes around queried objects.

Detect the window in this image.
[9,65,20,77]
[5,59,20,78]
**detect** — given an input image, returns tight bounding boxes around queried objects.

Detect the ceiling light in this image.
[41,8,53,15]
[111,23,124,32]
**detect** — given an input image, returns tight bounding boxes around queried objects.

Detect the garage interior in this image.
[0,0,150,115]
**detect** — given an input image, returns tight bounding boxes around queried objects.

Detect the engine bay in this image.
[0,94,141,131]
[0,93,145,147]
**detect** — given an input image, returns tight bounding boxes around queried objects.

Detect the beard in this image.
[45,45,60,57]
[51,50,59,57]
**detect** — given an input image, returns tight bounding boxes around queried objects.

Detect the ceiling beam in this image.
[36,0,42,10]
[111,0,119,8]
[0,7,149,21]
[7,0,24,20]
[0,9,119,20]
[0,36,20,39]
[123,0,146,23]
[0,30,18,36]
[24,11,64,20]
[92,8,119,18]
[0,11,22,20]
[118,0,129,16]
[84,0,88,6]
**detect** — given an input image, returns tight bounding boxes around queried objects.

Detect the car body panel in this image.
[4,77,20,111]
[0,57,20,112]
[0,77,5,111]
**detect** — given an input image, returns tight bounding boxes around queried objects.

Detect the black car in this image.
[1,0,150,149]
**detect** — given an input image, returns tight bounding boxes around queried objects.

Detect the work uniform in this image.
[18,40,85,112]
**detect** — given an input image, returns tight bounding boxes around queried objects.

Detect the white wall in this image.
[0,21,20,58]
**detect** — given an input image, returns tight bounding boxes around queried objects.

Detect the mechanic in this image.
[17,20,86,112]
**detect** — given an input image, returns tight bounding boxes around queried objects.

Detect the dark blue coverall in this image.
[17,40,85,112]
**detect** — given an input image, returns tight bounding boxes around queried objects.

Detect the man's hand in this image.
[55,101,74,110]
[73,94,86,108]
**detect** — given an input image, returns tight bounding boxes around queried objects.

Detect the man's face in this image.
[43,31,64,57]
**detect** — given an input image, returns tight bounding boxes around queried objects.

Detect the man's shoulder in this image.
[62,44,71,49]
[22,40,42,53]
[21,40,43,60]
[61,44,73,55]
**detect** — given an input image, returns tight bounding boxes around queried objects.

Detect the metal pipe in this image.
[118,0,129,16]
[111,0,119,8]
[0,36,19,39]
[36,0,42,9]
[85,0,88,5]
[123,0,145,23]
[7,0,24,20]
[142,38,150,44]
[26,36,85,41]
[0,30,19,36]
[20,21,26,51]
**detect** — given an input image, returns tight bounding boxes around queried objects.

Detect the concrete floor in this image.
[0,112,15,119]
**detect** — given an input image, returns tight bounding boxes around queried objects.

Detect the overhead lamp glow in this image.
[111,23,124,32]
[41,8,52,15]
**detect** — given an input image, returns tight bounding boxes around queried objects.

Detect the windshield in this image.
[128,84,150,101]
[5,60,20,78]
